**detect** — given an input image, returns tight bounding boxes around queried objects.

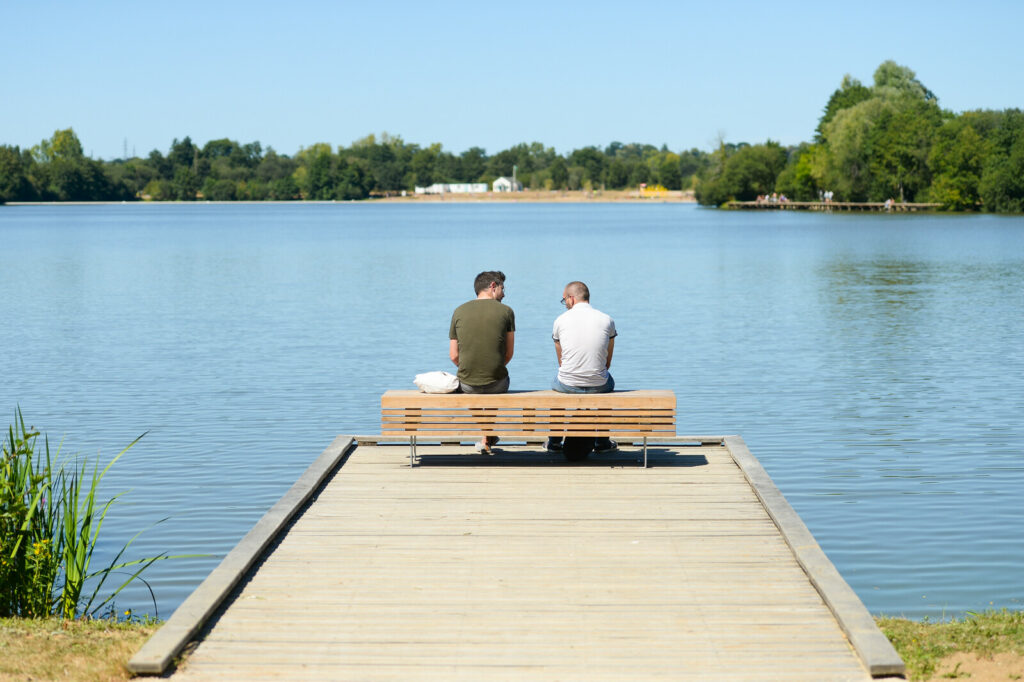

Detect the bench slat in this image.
[382,409,675,418]
[380,411,675,421]
[381,429,677,438]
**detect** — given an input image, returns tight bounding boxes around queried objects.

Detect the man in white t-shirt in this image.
[546,281,617,453]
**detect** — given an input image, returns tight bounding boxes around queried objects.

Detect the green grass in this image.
[0,616,158,681]
[877,609,1024,679]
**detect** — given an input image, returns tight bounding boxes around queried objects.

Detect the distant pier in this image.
[727,200,941,212]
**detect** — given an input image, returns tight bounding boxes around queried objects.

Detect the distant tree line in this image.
[0,131,708,205]
[696,60,1024,212]
[3,60,1022,212]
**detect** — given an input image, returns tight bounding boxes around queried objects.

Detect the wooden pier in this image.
[727,200,941,212]
[130,436,903,680]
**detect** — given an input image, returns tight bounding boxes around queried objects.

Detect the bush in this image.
[0,415,58,617]
[2,410,168,619]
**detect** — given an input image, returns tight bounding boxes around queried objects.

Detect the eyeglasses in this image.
[561,295,572,305]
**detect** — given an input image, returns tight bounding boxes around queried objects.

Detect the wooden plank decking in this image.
[133,437,903,680]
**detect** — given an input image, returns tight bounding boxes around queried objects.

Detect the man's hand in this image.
[449,338,460,367]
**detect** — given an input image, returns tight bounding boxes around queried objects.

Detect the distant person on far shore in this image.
[545,281,618,454]
[449,271,515,453]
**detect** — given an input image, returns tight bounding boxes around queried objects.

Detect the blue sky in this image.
[2,0,1021,160]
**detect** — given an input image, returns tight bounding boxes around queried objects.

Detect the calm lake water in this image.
[1,202,1022,620]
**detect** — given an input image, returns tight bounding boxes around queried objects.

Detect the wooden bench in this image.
[381,389,676,467]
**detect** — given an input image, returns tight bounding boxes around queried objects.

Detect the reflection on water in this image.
[1,203,1022,619]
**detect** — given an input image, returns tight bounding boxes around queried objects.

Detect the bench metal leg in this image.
[642,437,648,468]
[410,436,417,467]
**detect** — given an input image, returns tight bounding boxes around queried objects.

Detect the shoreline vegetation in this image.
[3,189,697,206]
[2,412,186,624]
[0,611,1020,680]
[2,61,1023,213]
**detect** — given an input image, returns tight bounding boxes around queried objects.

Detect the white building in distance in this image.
[492,176,523,192]
[414,183,487,195]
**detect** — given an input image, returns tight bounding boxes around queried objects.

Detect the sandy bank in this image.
[377,189,697,203]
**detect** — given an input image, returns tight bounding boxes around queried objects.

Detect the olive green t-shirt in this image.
[449,299,516,387]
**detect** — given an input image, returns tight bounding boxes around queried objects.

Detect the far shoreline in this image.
[3,189,698,207]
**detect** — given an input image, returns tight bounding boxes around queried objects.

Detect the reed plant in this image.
[2,409,169,619]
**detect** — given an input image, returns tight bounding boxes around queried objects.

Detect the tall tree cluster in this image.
[695,60,1024,212]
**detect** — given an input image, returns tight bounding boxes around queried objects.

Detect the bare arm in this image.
[554,340,563,366]
[449,338,459,367]
[605,337,615,369]
[504,331,515,365]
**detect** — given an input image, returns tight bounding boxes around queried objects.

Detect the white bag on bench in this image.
[413,371,459,394]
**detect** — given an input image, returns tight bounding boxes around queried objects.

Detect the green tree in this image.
[629,161,651,187]
[202,138,237,161]
[304,146,334,199]
[171,166,199,200]
[410,144,442,186]
[872,60,936,101]
[928,118,988,210]
[774,144,821,201]
[658,153,682,190]
[0,145,33,203]
[979,135,1024,213]
[50,128,85,159]
[105,159,157,199]
[813,61,942,201]
[869,98,944,201]
[549,157,568,189]
[816,75,873,143]
[26,129,129,201]
[168,137,198,170]
[459,147,487,181]
[335,159,369,200]
[677,148,708,188]
[269,174,299,200]
[256,148,297,185]
[568,147,606,186]
[820,98,890,200]
[204,178,238,201]
[344,133,412,193]
[697,141,786,204]
[146,149,173,180]
[605,159,629,188]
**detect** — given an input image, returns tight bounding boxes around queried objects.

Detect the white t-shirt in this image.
[552,302,617,387]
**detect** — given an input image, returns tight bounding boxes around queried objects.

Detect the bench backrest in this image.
[381,390,676,439]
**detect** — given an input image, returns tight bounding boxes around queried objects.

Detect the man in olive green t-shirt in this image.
[449,271,515,452]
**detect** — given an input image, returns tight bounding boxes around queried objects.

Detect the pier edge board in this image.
[126,435,357,675]
[722,435,906,678]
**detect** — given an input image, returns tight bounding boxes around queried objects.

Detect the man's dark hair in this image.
[566,280,590,301]
[474,271,506,294]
